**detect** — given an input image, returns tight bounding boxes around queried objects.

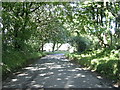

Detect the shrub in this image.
[66,48,120,80]
[2,49,46,80]
[70,36,92,52]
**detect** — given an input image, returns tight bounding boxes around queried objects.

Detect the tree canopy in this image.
[2,1,120,83]
[2,2,120,53]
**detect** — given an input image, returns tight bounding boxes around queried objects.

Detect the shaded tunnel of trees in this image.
[1,1,120,83]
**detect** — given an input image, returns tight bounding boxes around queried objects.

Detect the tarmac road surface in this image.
[2,54,113,89]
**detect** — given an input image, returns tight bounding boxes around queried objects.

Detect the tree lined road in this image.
[3,54,113,88]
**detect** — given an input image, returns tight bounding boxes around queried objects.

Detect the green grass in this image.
[2,50,46,80]
[66,48,120,81]
[46,50,69,55]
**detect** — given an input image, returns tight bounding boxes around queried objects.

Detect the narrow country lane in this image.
[3,54,113,88]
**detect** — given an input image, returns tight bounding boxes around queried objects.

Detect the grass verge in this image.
[66,48,120,81]
[46,50,69,55]
[2,50,46,80]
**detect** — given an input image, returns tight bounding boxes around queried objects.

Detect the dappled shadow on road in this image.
[3,54,112,88]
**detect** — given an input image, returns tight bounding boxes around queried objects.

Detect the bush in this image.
[70,35,92,52]
[2,49,46,80]
[66,48,120,80]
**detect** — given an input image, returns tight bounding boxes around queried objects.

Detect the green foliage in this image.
[46,51,69,55]
[70,35,92,52]
[2,48,46,79]
[2,2,120,82]
[2,2,35,50]
[2,2,120,51]
[66,48,120,80]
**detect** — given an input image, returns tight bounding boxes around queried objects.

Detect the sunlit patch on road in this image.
[3,54,112,88]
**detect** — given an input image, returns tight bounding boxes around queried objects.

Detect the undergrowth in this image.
[2,49,46,80]
[66,48,120,81]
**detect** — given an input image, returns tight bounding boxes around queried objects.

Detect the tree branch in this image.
[30,6,41,13]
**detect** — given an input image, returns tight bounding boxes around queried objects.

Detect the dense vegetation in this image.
[66,49,119,80]
[1,1,120,83]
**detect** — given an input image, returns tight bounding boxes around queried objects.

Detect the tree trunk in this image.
[110,33,113,47]
[100,2,104,26]
[96,8,99,25]
[41,42,44,52]
[56,43,62,51]
[52,42,56,52]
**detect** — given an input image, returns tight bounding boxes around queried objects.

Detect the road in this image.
[3,54,113,88]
